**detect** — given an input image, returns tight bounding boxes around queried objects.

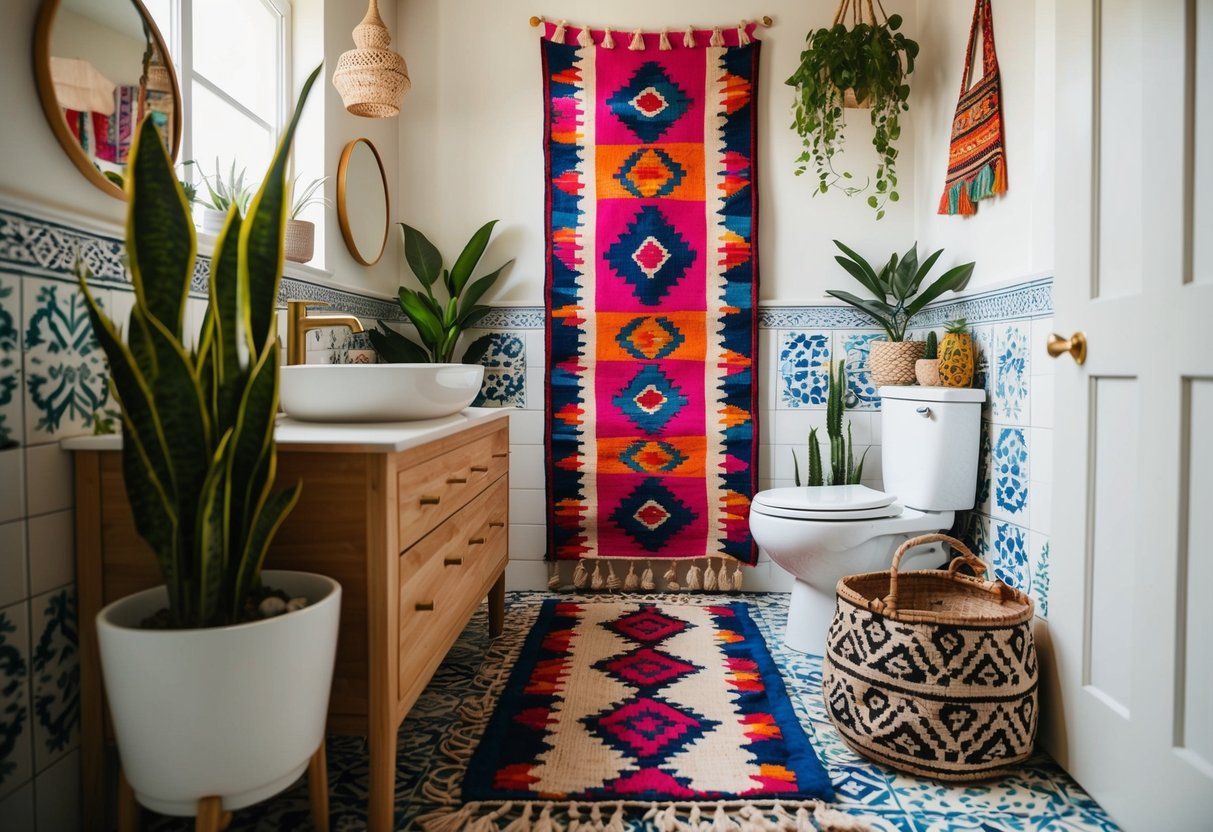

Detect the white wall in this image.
[395,0,921,305]
[911,0,1056,288]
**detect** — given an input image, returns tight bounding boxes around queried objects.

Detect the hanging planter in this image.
[786,0,919,219]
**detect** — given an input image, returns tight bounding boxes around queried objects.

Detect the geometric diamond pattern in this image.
[614,148,687,198]
[610,478,697,552]
[594,646,699,690]
[604,206,695,306]
[613,364,688,434]
[616,316,686,361]
[583,696,716,763]
[619,439,689,474]
[606,62,692,143]
[605,604,691,646]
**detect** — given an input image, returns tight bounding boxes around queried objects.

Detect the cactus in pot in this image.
[793,360,868,486]
[916,330,941,386]
[938,319,976,387]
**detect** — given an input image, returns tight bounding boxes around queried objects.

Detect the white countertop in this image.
[61,407,511,454]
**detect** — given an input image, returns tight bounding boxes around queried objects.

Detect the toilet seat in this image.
[752,485,904,521]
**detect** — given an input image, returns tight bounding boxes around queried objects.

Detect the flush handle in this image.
[916,406,932,418]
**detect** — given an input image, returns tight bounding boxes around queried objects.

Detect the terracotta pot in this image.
[285,219,315,264]
[869,340,924,387]
[915,358,940,386]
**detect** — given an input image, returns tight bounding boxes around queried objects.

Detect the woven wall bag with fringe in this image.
[822,533,1038,781]
[938,0,1008,215]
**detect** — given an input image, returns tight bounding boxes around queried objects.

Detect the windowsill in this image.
[194,228,334,284]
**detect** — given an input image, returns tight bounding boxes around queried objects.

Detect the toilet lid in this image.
[752,485,903,520]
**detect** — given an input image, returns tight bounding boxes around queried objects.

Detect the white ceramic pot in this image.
[199,207,227,236]
[96,570,341,816]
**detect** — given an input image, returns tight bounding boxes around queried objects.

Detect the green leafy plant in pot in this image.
[786,0,919,219]
[829,240,974,387]
[81,65,342,820]
[368,221,513,364]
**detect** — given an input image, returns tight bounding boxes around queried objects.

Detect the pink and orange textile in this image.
[542,24,760,567]
[464,600,833,805]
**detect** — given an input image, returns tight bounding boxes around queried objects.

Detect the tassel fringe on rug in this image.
[554,557,747,593]
[415,596,878,832]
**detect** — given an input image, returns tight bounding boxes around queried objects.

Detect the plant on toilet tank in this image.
[828,240,975,387]
[77,66,342,820]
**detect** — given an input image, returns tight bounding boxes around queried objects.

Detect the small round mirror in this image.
[337,138,390,267]
[34,0,182,200]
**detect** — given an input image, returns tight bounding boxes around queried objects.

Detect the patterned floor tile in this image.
[134,592,1118,831]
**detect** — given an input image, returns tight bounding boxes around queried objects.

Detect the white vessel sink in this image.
[280,363,485,422]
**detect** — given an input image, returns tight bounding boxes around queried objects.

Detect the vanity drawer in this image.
[396,426,508,552]
[397,476,508,701]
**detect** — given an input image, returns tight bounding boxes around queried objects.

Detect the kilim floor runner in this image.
[426,599,852,830]
[542,23,760,577]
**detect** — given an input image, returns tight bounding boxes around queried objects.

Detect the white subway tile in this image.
[34,749,79,832]
[524,329,546,368]
[772,408,827,446]
[509,488,546,526]
[1031,374,1054,428]
[1029,479,1053,536]
[1030,427,1054,485]
[27,510,73,597]
[508,523,547,561]
[508,409,544,445]
[0,520,26,608]
[0,780,34,831]
[505,559,551,591]
[523,373,545,411]
[508,445,545,489]
[24,443,72,517]
[0,447,24,524]
[1030,317,1056,376]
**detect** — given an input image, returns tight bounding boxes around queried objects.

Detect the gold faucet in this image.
[286,299,365,365]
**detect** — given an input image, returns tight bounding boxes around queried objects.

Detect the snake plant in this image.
[369,222,513,363]
[828,240,975,341]
[78,65,323,628]
[793,360,867,487]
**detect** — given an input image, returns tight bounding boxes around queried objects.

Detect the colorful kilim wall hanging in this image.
[542,22,760,587]
[462,599,835,821]
[938,0,1008,215]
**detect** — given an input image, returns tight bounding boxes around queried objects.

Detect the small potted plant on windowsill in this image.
[786,0,919,219]
[828,240,975,387]
[196,158,253,235]
[285,175,330,264]
[79,66,341,823]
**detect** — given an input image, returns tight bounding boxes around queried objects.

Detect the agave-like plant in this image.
[369,222,512,363]
[793,360,868,487]
[78,65,323,628]
[828,240,975,341]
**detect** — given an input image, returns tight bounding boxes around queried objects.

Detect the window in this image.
[145,0,290,194]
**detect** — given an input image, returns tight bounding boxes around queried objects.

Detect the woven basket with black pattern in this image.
[822,533,1038,781]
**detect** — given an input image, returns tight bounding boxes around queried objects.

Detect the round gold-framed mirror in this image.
[33,0,182,201]
[337,138,390,267]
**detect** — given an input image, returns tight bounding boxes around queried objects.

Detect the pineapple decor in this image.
[938,319,976,387]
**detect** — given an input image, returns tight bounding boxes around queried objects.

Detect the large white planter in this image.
[96,570,341,816]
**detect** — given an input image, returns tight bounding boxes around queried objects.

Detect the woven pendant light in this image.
[332,0,410,118]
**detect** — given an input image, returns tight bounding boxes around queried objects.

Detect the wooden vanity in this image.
[66,409,511,832]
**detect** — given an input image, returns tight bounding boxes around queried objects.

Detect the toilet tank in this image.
[879,386,986,511]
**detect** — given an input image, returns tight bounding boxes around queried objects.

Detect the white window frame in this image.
[153,0,292,182]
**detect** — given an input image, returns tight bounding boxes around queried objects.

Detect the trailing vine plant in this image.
[787,0,919,219]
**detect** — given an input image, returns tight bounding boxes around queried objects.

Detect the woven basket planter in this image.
[869,340,923,387]
[284,219,315,264]
[822,533,1038,781]
[915,358,941,386]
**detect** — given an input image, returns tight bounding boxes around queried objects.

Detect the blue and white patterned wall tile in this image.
[778,331,831,408]
[993,427,1030,520]
[965,511,993,563]
[466,332,526,408]
[835,332,882,411]
[0,276,20,450]
[993,322,1031,424]
[29,588,77,770]
[1031,534,1051,618]
[992,521,1030,594]
[0,602,32,799]
[21,279,109,444]
[971,324,995,410]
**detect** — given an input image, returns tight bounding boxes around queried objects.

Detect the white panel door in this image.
[1047,1,1213,829]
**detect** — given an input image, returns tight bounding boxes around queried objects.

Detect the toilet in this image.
[750,386,986,655]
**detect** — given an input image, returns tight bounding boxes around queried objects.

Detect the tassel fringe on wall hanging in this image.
[537,18,765,591]
[938,0,1008,215]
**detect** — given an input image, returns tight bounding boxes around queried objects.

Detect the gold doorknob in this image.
[1047,331,1087,365]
